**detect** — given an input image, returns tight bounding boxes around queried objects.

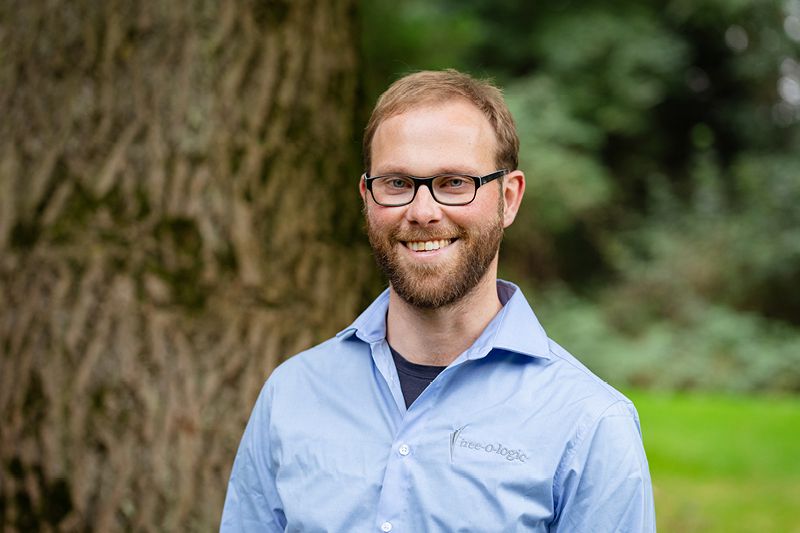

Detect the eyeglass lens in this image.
[372,175,475,206]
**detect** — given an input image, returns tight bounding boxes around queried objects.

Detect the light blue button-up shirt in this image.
[221,281,656,532]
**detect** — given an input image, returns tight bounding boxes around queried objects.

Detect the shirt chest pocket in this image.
[409,437,556,530]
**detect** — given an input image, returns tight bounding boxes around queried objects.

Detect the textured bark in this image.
[0,1,375,530]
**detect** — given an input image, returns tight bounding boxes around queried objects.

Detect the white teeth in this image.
[406,239,452,251]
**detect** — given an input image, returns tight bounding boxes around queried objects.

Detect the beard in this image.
[365,199,504,309]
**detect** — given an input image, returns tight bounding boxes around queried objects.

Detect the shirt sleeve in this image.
[220,382,286,533]
[551,401,656,533]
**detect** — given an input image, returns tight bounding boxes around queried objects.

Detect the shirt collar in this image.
[337,287,391,343]
[337,280,551,361]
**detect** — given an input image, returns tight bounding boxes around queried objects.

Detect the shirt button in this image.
[381,521,393,532]
[398,444,410,456]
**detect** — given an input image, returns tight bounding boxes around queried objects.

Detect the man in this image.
[221,70,656,532]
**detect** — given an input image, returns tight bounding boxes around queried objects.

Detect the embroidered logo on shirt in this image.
[449,425,528,463]
[450,425,468,461]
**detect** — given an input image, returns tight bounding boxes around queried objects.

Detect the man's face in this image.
[362,99,506,309]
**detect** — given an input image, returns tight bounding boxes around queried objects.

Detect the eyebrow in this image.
[373,166,483,176]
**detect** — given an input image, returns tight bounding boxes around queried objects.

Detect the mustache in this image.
[390,226,466,242]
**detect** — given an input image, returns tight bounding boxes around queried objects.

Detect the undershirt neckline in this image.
[388,344,447,408]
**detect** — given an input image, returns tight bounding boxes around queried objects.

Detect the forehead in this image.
[371,99,497,175]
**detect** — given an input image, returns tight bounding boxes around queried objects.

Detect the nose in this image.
[404,184,442,226]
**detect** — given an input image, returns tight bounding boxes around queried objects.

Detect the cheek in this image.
[365,207,403,241]
[370,202,412,225]
[368,210,395,229]
[449,197,500,227]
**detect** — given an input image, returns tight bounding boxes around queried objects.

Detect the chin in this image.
[391,268,488,310]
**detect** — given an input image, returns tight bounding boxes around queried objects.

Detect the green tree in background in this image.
[362,0,800,391]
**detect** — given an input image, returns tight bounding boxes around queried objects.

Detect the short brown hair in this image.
[363,69,519,173]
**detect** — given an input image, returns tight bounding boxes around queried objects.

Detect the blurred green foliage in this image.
[361,0,800,391]
[537,287,800,392]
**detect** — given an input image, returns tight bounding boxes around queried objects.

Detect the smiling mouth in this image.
[402,238,456,252]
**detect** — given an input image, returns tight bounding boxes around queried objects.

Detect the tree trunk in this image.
[0,1,375,530]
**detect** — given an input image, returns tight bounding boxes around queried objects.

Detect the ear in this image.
[501,170,525,228]
[359,173,368,202]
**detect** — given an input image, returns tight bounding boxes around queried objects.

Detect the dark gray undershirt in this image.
[389,344,447,408]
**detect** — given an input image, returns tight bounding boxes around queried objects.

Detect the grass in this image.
[627,390,800,533]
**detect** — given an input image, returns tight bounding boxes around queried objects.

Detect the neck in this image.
[386,265,503,366]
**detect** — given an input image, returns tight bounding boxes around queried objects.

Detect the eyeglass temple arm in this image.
[479,169,508,186]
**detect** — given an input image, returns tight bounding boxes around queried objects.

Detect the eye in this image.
[376,175,413,193]
[389,178,410,188]
[440,176,468,189]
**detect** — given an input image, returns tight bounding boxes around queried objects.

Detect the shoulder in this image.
[538,338,641,438]
[548,338,636,406]
[265,334,371,397]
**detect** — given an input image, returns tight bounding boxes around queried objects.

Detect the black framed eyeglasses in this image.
[363,169,507,207]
